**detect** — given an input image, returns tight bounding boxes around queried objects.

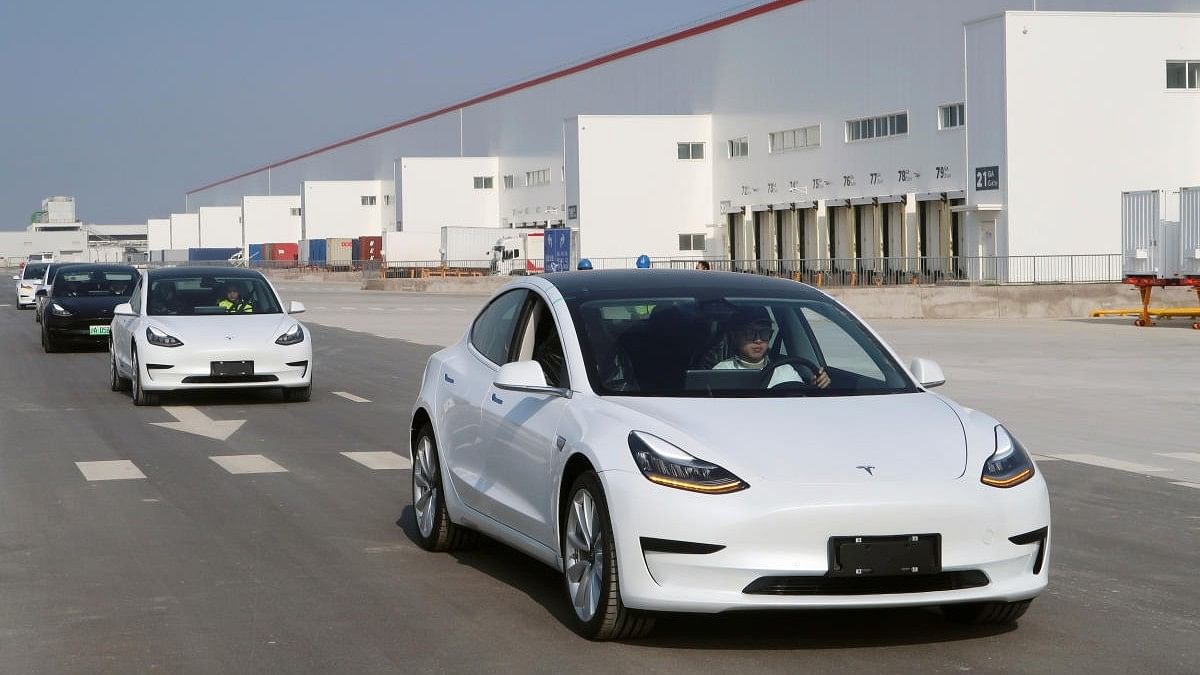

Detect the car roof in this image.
[540,269,829,300]
[53,263,138,273]
[147,266,265,281]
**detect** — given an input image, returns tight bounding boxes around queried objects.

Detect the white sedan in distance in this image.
[408,270,1050,640]
[109,266,313,405]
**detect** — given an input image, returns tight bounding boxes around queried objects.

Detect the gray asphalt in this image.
[1,292,1197,674]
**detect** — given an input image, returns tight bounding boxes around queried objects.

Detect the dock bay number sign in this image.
[974,166,1000,191]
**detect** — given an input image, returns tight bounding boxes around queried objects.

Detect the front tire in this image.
[410,425,475,551]
[131,347,159,406]
[561,471,654,640]
[942,599,1033,625]
[109,347,130,392]
[41,324,58,353]
[283,384,312,402]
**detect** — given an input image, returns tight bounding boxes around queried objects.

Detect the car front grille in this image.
[181,375,279,384]
[743,571,990,596]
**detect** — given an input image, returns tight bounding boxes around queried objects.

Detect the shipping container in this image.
[188,247,241,262]
[1181,186,1200,278]
[1121,189,1180,279]
[359,235,383,262]
[441,226,504,269]
[265,242,299,266]
[162,249,189,263]
[327,237,354,268]
[299,239,327,266]
[351,238,361,264]
[248,244,266,265]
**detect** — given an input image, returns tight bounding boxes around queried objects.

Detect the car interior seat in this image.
[618,304,709,392]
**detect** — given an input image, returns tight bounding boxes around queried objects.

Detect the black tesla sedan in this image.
[40,264,140,352]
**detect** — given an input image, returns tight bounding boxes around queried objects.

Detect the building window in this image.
[473,176,495,189]
[678,233,705,251]
[1167,61,1200,89]
[938,103,966,129]
[845,112,908,142]
[503,175,515,189]
[289,207,302,216]
[677,142,705,160]
[384,194,392,205]
[727,137,749,158]
[361,195,377,206]
[525,169,551,186]
[769,125,821,153]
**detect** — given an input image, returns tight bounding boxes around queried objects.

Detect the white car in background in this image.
[108,266,313,405]
[408,270,1050,640]
[13,261,50,309]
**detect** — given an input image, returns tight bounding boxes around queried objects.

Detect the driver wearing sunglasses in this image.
[713,307,831,389]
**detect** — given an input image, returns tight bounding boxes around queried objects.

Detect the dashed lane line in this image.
[209,455,288,475]
[1033,455,1060,461]
[341,452,412,470]
[76,460,146,481]
[1156,452,1200,464]
[1170,482,1200,490]
[1052,454,1169,475]
[332,391,372,403]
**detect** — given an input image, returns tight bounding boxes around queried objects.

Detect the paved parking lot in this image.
[1,283,1197,674]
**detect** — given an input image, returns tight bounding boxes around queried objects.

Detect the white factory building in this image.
[184,0,1200,276]
[0,197,148,265]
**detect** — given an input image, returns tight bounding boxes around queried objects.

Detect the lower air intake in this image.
[743,571,989,596]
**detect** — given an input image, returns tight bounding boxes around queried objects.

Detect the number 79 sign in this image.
[974,166,1000,191]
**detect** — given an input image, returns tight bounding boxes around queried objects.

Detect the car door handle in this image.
[491,393,504,405]
[443,373,455,384]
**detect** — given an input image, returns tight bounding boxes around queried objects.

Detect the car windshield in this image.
[51,270,137,298]
[22,263,49,280]
[148,275,283,316]
[565,291,918,398]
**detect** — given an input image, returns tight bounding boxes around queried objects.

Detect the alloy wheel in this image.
[564,489,605,623]
[412,436,439,539]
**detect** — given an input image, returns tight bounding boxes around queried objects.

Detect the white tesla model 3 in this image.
[409,270,1049,640]
[109,266,313,405]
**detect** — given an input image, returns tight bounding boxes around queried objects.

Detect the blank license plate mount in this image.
[827,534,941,577]
[211,361,254,377]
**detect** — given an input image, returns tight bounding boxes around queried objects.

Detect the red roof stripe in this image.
[188,0,804,195]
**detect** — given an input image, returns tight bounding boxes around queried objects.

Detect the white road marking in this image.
[1156,452,1200,464]
[340,306,355,310]
[1170,482,1200,490]
[76,460,146,481]
[1053,454,1170,474]
[151,406,245,441]
[209,455,288,474]
[368,307,384,311]
[1032,454,1061,462]
[341,451,412,470]
[0,304,10,307]
[332,391,371,403]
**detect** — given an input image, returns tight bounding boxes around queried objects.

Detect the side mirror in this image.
[494,360,571,398]
[35,289,46,296]
[113,303,135,317]
[910,357,946,388]
[11,275,19,281]
[288,301,306,314]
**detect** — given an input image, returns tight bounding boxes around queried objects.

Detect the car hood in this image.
[147,314,296,344]
[49,296,130,318]
[602,392,967,484]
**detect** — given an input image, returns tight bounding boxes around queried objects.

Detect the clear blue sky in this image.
[0,0,759,229]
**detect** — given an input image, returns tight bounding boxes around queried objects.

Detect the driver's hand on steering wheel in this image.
[812,368,831,389]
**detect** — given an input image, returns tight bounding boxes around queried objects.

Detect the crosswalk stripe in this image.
[1156,452,1200,464]
[76,460,146,481]
[209,455,288,474]
[1170,482,1200,490]
[1053,454,1169,474]
[332,391,371,403]
[341,451,412,470]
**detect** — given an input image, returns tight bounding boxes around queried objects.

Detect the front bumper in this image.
[45,315,114,341]
[138,341,312,391]
[17,289,35,306]
[602,469,1050,613]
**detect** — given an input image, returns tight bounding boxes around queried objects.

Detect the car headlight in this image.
[981,425,1036,488]
[20,284,33,291]
[146,326,183,348]
[628,431,748,494]
[275,323,304,345]
[49,302,72,317]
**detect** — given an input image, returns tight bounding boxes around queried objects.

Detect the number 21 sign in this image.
[974,166,1000,191]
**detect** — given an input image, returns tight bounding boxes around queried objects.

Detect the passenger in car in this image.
[713,307,831,389]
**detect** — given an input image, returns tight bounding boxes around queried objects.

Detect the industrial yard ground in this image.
[1,281,1196,673]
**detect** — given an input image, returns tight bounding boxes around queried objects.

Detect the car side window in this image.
[513,297,569,388]
[470,290,528,365]
[129,278,143,314]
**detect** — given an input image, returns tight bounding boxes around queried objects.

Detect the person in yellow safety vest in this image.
[217,283,253,313]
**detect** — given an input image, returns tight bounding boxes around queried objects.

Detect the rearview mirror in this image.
[910,358,946,388]
[494,360,571,398]
[288,301,306,314]
[113,302,135,317]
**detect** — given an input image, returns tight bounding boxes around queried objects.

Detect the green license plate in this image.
[89,325,111,336]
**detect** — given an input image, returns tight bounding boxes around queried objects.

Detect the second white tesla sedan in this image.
[109,267,312,405]
[408,270,1050,640]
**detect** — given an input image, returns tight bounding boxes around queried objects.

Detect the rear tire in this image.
[131,347,159,406]
[561,471,655,640]
[942,599,1033,625]
[410,425,475,552]
[283,384,312,402]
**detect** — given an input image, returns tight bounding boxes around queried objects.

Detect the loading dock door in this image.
[979,219,997,281]
[830,206,855,273]
[779,209,801,273]
[855,204,881,271]
[755,210,775,273]
[727,212,744,266]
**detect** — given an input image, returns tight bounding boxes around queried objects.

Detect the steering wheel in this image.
[760,356,823,389]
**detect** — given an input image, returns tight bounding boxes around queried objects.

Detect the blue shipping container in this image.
[188,247,241,262]
[308,239,328,265]
[248,244,265,264]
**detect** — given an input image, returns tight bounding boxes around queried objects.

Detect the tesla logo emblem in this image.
[856,465,876,476]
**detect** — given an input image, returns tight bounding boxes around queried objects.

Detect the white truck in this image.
[491,230,545,276]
